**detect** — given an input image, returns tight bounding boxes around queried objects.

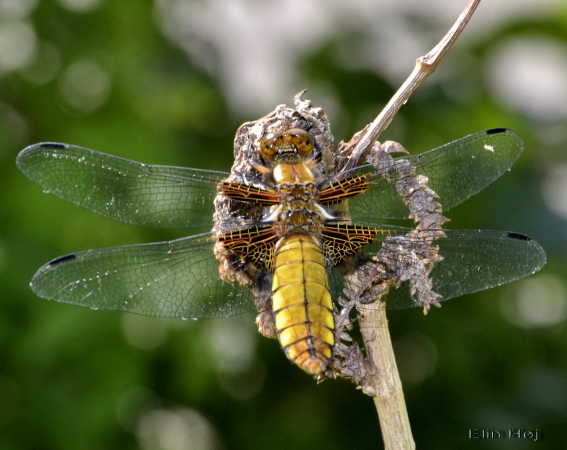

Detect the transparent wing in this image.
[387,229,546,309]
[16,142,229,230]
[347,129,523,221]
[330,226,546,309]
[30,233,255,319]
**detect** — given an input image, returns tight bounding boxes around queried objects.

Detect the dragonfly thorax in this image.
[267,162,330,235]
[272,162,315,185]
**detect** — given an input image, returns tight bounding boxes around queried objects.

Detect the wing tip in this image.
[484,127,524,159]
[506,231,547,274]
[16,144,37,171]
[484,128,523,145]
[29,253,78,297]
[16,142,69,171]
[529,238,548,273]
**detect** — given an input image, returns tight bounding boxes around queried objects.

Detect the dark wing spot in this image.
[486,128,508,135]
[48,253,77,266]
[39,142,67,149]
[507,232,530,241]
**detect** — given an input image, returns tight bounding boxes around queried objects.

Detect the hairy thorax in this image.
[270,162,325,236]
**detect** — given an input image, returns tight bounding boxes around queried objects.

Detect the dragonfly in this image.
[16,127,546,376]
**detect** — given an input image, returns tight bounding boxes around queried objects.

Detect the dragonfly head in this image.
[260,128,315,164]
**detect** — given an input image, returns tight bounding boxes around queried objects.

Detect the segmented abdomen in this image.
[272,233,334,375]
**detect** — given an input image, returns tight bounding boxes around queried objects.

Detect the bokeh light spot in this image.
[502,274,567,328]
[0,21,36,73]
[56,0,101,13]
[116,386,157,431]
[487,36,567,122]
[217,363,266,401]
[121,314,168,350]
[137,408,221,450]
[206,317,257,374]
[395,332,438,385]
[0,0,37,18]
[0,102,29,149]
[20,41,62,85]
[542,163,567,221]
[59,60,111,113]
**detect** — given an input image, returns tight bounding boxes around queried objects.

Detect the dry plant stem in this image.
[346,0,482,169]
[352,2,482,449]
[360,302,414,450]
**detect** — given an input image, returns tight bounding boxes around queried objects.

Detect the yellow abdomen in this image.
[272,233,334,375]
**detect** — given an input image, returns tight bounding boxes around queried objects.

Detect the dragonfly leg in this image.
[255,310,276,339]
[253,285,277,339]
[330,338,374,394]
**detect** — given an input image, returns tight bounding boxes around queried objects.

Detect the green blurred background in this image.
[1,1,566,449]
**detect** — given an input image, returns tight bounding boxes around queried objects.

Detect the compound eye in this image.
[259,140,276,160]
[288,128,314,157]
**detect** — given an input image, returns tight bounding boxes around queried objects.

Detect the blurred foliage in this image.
[1,1,566,450]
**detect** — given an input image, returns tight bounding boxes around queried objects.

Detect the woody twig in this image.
[345,2,482,449]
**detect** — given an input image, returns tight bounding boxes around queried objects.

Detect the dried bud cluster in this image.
[368,140,448,313]
[331,121,448,387]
